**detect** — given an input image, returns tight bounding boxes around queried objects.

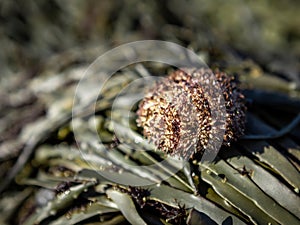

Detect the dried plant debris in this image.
[137,68,247,159]
[119,186,188,224]
[118,186,151,209]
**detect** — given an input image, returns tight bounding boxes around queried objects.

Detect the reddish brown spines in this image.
[137,68,246,159]
[213,70,247,145]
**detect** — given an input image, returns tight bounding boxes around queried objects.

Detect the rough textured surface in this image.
[137,69,246,159]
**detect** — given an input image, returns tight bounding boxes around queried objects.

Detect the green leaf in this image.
[106,189,147,225]
[200,166,279,225]
[201,159,300,224]
[23,181,96,225]
[241,140,300,192]
[149,184,246,225]
[225,149,300,218]
[50,203,119,225]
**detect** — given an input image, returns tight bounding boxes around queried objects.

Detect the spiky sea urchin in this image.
[136,68,246,159]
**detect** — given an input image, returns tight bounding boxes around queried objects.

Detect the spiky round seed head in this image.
[136,68,246,159]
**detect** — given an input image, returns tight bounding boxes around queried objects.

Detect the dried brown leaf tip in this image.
[137,68,246,159]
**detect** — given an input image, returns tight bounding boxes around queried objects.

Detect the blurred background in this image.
[1,0,299,75]
[1,0,299,158]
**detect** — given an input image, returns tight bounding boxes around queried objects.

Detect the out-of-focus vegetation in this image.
[0,1,299,224]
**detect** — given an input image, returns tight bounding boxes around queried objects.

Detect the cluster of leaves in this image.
[0,1,300,225]
[0,62,299,224]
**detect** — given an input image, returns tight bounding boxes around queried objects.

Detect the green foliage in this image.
[0,1,299,224]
